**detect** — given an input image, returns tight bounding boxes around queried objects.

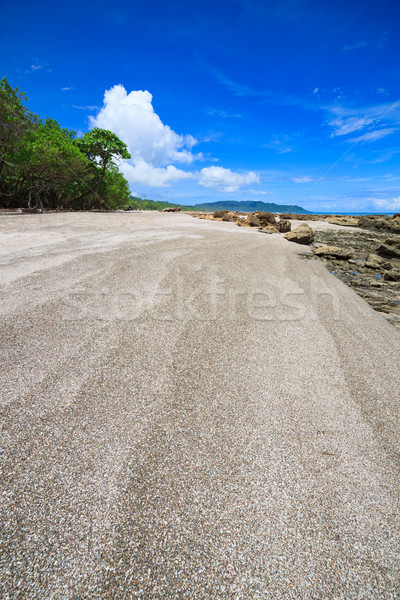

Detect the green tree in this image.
[0,78,132,211]
[73,128,131,205]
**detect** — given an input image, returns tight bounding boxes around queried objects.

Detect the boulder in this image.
[376,237,400,258]
[246,213,261,227]
[213,210,228,218]
[221,211,235,222]
[259,225,279,234]
[365,253,383,269]
[278,219,291,233]
[314,246,355,259]
[284,223,314,245]
[162,206,181,212]
[256,212,276,226]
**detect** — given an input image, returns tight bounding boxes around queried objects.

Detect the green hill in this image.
[192,200,309,213]
[127,197,309,213]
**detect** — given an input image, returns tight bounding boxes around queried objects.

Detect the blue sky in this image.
[1,0,400,212]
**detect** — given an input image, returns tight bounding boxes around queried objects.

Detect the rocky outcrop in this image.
[221,211,235,222]
[358,215,400,234]
[376,237,400,258]
[162,206,181,212]
[309,227,400,329]
[384,269,400,281]
[246,214,261,227]
[256,212,276,226]
[314,246,355,260]
[284,223,314,245]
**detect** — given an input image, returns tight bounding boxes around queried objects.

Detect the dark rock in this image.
[222,211,235,222]
[162,206,181,212]
[246,213,261,227]
[384,269,400,281]
[213,210,228,218]
[278,219,291,233]
[377,237,400,258]
[256,212,276,226]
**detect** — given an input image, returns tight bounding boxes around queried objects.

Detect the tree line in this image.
[0,77,132,211]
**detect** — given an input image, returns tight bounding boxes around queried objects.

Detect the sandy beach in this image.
[1,211,399,599]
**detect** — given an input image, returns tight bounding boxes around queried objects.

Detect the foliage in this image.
[126,197,199,211]
[0,77,131,211]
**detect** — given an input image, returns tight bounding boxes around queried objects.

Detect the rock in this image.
[221,212,235,222]
[162,206,181,212]
[376,237,400,258]
[284,223,314,245]
[278,219,291,233]
[365,253,383,269]
[256,212,276,226]
[384,269,400,281]
[259,225,279,234]
[325,216,359,227]
[213,210,228,218]
[359,215,400,234]
[314,246,355,259]
[246,213,261,227]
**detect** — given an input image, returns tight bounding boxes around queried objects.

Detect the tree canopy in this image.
[0,77,131,211]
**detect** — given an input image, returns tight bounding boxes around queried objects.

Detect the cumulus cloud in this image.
[198,166,260,193]
[90,85,261,191]
[120,161,193,188]
[90,85,200,167]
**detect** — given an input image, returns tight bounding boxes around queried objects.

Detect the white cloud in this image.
[313,87,319,95]
[377,87,389,95]
[61,86,74,91]
[329,115,375,137]
[292,176,314,183]
[30,64,42,71]
[198,166,259,193]
[120,161,193,188]
[73,105,99,111]
[348,128,397,143]
[371,197,400,211]
[90,84,261,192]
[90,85,201,167]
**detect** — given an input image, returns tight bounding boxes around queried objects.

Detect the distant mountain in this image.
[192,200,309,213]
[126,197,309,214]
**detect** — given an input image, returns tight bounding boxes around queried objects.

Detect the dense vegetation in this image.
[0,77,131,211]
[127,197,199,211]
[192,200,308,213]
